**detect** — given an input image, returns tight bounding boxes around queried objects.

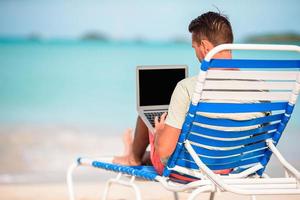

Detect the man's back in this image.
[165,75,266,132]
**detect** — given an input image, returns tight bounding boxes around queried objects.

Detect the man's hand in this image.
[154,112,167,133]
[154,112,181,159]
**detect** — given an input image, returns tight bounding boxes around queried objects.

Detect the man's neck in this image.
[210,50,237,70]
[213,50,232,59]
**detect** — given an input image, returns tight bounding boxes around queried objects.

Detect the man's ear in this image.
[201,40,214,54]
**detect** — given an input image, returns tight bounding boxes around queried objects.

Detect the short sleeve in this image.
[165,82,191,129]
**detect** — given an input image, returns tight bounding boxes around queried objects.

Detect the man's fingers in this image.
[155,113,167,127]
[158,112,167,123]
[154,116,159,125]
[161,112,167,120]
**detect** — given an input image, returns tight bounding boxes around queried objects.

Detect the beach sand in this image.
[1,181,300,200]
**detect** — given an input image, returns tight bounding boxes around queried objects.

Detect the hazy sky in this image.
[0,0,299,41]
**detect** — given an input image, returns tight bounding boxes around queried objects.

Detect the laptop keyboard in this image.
[145,112,167,127]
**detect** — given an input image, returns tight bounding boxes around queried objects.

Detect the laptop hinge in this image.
[144,108,168,112]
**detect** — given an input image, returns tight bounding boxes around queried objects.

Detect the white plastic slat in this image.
[203,80,295,90]
[206,70,298,81]
[201,91,290,101]
[204,44,300,61]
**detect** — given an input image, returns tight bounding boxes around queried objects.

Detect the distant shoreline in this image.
[245,33,300,43]
[0,37,191,46]
[1,32,300,44]
[1,37,300,46]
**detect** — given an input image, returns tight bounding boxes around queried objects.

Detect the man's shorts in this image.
[148,131,165,175]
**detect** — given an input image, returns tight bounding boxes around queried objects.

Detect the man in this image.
[113,11,234,175]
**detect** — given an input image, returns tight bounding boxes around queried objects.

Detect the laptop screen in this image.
[138,67,187,106]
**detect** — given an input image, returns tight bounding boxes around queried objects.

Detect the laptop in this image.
[136,65,188,132]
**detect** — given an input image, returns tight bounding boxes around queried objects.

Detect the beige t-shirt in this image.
[165,76,196,129]
[165,76,266,130]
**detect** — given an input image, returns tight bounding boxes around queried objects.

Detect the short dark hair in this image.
[188,11,233,46]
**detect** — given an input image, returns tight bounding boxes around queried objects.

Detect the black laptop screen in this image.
[139,68,186,106]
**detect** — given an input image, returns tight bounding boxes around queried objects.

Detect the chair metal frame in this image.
[67,44,300,200]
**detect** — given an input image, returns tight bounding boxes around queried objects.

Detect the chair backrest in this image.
[164,44,300,178]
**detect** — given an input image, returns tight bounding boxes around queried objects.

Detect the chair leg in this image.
[102,179,113,200]
[209,192,215,200]
[131,182,142,200]
[173,191,179,200]
[187,185,214,200]
[67,161,79,200]
[101,174,142,200]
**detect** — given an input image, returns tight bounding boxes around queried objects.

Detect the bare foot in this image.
[112,128,141,166]
[112,155,141,166]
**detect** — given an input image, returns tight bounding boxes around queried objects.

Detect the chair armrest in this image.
[267,139,300,180]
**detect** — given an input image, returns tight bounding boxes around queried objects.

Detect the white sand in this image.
[1,181,300,200]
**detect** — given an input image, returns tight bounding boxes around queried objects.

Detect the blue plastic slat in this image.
[175,157,262,170]
[190,123,279,139]
[196,102,288,113]
[202,59,300,70]
[190,141,267,157]
[281,114,291,124]
[92,161,158,181]
[286,104,295,115]
[200,60,210,71]
[277,123,287,135]
[188,104,198,114]
[187,131,275,147]
[178,149,266,165]
[194,113,283,127]
[257,151,274,176]
[162,167,171,177]
[130,166,158,173]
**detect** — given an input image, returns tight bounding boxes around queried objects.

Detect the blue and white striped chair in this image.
[67,44,300,200]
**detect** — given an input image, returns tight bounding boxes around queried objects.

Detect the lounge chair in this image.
[67,44,300,200]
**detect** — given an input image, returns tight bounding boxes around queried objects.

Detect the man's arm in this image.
[153,79,192,159]
[154,113,181,159]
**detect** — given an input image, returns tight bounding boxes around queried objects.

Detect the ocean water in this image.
[0,40,300,181]
[1,40,299,129]
[0,40,200,130]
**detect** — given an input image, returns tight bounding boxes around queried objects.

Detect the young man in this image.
[113,11,234,175]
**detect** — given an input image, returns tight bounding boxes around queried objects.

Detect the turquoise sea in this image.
[0,40,201,130]
[0,40,299,129]
[0,40,299,181]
